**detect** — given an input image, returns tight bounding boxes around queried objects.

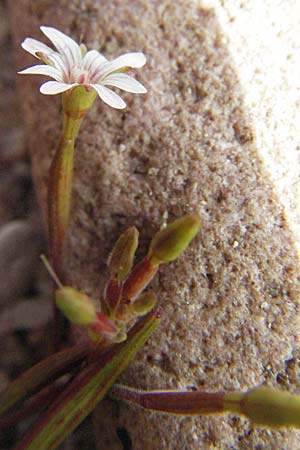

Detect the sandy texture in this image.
[8,0,300,448]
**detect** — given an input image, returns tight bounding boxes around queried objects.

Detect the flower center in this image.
[70,66,91,85]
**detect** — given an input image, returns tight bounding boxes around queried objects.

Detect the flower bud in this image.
[225,387,300,428]
[89,313,127,343]
[122,257,158,302]
[108,227,139,282]
[130,291,157,316]
[55,286,97,325]
[148,214,200,265]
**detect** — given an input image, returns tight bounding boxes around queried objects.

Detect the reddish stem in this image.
[112,386,225,416]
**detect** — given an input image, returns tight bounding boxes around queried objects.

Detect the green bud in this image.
[225,387,300,428]
[108,227,139,282]
[55,287,97,325]
[148,214,200,265]
[130,291,157,316]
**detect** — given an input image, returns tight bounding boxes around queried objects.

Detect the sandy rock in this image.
[8,0,300,448]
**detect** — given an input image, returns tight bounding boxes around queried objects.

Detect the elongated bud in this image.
[225,387,300,428]
[55,287,97,325]
[108,227,139,282]
[122,257,158,302]
[130,291,157,316]
[148,214,200,265]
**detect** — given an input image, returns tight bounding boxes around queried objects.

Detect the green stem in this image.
[47,113,83,275]
[46,87,96,348]
[47,87,97,276]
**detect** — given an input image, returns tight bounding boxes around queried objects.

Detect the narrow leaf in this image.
[0,342,89,417]
[14,307,161,450]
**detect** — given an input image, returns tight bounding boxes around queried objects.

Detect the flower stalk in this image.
[112,385,300,429]
[18,26,147,275]
[48,87,96,274]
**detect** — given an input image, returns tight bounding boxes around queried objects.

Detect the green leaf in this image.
[0,343,89,417]
[14,308,161,450]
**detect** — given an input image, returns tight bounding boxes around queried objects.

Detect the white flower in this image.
[18,26,147,109]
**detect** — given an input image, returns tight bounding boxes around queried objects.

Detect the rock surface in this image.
[8,0,300,448]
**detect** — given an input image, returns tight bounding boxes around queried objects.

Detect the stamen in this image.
[78,73,86,84]
[35,51,53,66]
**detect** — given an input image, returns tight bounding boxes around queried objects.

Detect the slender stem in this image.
[47,111,84,276]
[111,385,225,416]
[47,115,81,349]
[46,87,96,348]
[47,86,97,276]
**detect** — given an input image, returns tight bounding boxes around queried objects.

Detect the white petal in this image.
[21,37,68,77]
[40,81,77,95]
[21,37,55,59]
[83,49,107,71]
[97,52,147,79]
[91,84,126,109]
[103,73,147,93]
[18,64,63,81]
[112,52,147,69]
[40,26,82,70]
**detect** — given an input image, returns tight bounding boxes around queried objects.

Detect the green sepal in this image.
[62,86,97,123]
